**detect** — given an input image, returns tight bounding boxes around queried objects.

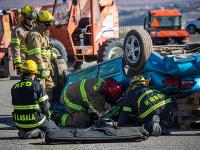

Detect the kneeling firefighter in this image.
[58,78,123,127]
[118,75,173,136]
[11,60,59,139]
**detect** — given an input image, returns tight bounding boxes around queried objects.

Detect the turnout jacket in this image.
[10,23,32,66]
[118,85,172,126]
[25,25,54,73]
[11,78,49,129]
[60,78,107,117]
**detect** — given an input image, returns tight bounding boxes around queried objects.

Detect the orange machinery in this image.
[144,9,189,45]
[40,0,123,69]
[0,9,19,77]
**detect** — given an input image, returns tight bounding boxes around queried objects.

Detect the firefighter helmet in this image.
[21,60,38,74]
[37,10,55,26]
[130,75,149,86]
[102,78,123,104]
[21,5,37,19]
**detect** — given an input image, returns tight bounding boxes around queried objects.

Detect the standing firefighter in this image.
[10,5,37,74]
[58,78,123,127]
[11,60,58,139]
[118,75,172,136]
[25,10,57,101]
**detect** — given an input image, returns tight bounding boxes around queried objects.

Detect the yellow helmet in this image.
[21,5,37,19]
[130,75,149,87]
[37,10,55,26]
[21,60,38,74]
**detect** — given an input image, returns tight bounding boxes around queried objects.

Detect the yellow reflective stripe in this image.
[41,49,51,55]
[38,95,49,102]
[27,48,41,55]
[93,78,104,91]
[123,106,132,112]
[13,57,22,64]
[139,98,172,119]
[137,90,154,108]
[63,93,84,111]
[38,63,46,70]
[13,104,40,110]
[80,79,101,116]
[11,38,20,44]
[15,116,46,128]
[61,113,69,127]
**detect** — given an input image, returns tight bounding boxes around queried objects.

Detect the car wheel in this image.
[187,25,197,34]
[123,29,153,72]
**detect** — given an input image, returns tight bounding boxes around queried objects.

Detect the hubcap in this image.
[125,35,140,64]
[108,47,123,59]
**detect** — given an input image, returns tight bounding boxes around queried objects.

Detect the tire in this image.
[98,38,123,62]
[187,24,197,34]
[51,57,67,103]
[123,29,153,71]
[50,38,68,63]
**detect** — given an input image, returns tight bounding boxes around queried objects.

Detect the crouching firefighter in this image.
[58,78,123,127]
[11,60,59,139]
[118,75,173,136]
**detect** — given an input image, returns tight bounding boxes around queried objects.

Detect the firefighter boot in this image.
[23,128,44,139]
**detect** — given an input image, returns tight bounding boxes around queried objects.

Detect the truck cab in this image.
[144,9,189,45]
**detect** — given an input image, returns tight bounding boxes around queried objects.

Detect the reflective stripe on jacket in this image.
[26,25,54,72]
[11,78,49,128]
[61,78,106,116]
[11,23,30,65]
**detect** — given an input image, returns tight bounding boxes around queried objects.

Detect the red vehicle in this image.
[144,9,189,45]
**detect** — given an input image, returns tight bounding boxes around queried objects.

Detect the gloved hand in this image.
[51,51,57,60]
[41,70,50,79]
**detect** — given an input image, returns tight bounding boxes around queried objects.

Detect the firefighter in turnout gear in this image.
[118,75,172,136]
[10,5,37,74]
[58,78,123,127]
[25,10,57,101]
[11,60,58,139]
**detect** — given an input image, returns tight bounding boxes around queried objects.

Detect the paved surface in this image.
[0,78,200,150]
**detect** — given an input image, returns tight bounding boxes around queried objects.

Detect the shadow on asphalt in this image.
[0,115,17,130]
[0,137,19,140]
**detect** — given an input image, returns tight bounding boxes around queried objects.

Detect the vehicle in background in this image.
[185,17,200,34]
[144,9,189,45]
[41,0,123,70]
[0,9,19,78]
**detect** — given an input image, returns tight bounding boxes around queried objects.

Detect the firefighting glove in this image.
[41,70,50,79]
[51,51,57,60]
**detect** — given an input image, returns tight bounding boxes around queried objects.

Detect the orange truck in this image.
[144,9,189,45]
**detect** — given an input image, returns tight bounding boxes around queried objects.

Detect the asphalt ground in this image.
[1,78,200,150]
[1,34,200,149]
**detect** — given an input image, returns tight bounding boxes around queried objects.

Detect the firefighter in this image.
[11,60,58,139]
[58,78,123,127]
[10,5,37,75]
[118,75,173,136]
[25,10,57,101]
